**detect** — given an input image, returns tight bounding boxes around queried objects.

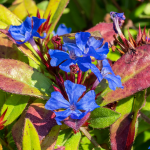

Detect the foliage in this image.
[0,0,149,150]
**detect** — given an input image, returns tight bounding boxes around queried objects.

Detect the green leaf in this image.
[44,0,70,33]
[0,4,21,29]
[0,59,53,99]
[107,47,121,61]
[138,94,150,134]
[11,0,44,20]
[130,3,147,20]
[55,129,72,148]
[22,118,41,150]
[89,107,120,128]
[37,1,49,11]
[64,132,81,150]
[0,90,6,111]
[41,125,60,150]
[1,94,29,125]
[144,3,150,15]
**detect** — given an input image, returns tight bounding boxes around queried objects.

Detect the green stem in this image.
[79,127,102,148]
[0,138,13,150]
[81,71,89,84]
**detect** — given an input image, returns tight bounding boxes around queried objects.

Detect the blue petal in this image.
[64,43,83,56]
[32,17,46,31]
[16,31,31,44]
[104,74,124,91]
[8,25,25,40]
[49,49,70,66]
[102,59,114,75]
[87,37,103,49]
[76,56,91,72]
[45,91,70,110]
[76,90,99,111]
[32,31,46,39]
[64,80,86,105]
[56,24,72,36]
[79,62,103,82]
[96,42,109,56]
[70,110,88,119]
[86,46,107,60]
[55,109,72,125]
[75,32,91,52]
[22,17,32,33]
[59,59,74,72]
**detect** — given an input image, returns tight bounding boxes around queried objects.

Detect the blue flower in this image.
[49,32,109,82]
[101,59,124,90]
[110,12,125,34]
[53,24,72,36]
[110,12,125,21]
[8,17,46,44]
[148,146,150,149]
[45,80,99,125]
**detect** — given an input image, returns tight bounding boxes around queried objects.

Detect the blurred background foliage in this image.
[0,0,150,149]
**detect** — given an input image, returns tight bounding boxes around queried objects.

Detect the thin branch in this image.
[79,127,102,148]
[139,111,150,124]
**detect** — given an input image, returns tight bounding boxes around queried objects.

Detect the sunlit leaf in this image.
[1,94,29,125]
[0,4,21,29]
[44,0,70,33]
[22,118,41,150]
[64,132,81,150]
[0,59,53,99]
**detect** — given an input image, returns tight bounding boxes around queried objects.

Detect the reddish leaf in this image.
[26,102,57,141]
[110,91,146,150]
[64,112,90,130]
[99,44,150,106]
[86,23,116,45]
[110,114,133,150]
[0,59,53,99]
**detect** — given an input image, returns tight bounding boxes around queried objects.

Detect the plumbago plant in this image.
[0,1,150,150]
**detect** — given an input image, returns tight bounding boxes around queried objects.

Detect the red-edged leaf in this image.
[0,59,53,99]
[64,112,90,130]
[110,96,134,150]
[99,44,150,106]
[110,90,146,150]
[26,101,57,141]
[86,23,116,45]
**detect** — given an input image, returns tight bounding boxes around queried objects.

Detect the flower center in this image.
[69,50,77,60]
[70,104,76,111]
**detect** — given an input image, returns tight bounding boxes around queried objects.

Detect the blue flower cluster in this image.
[8,16,123,126]
[49,32,123,91]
